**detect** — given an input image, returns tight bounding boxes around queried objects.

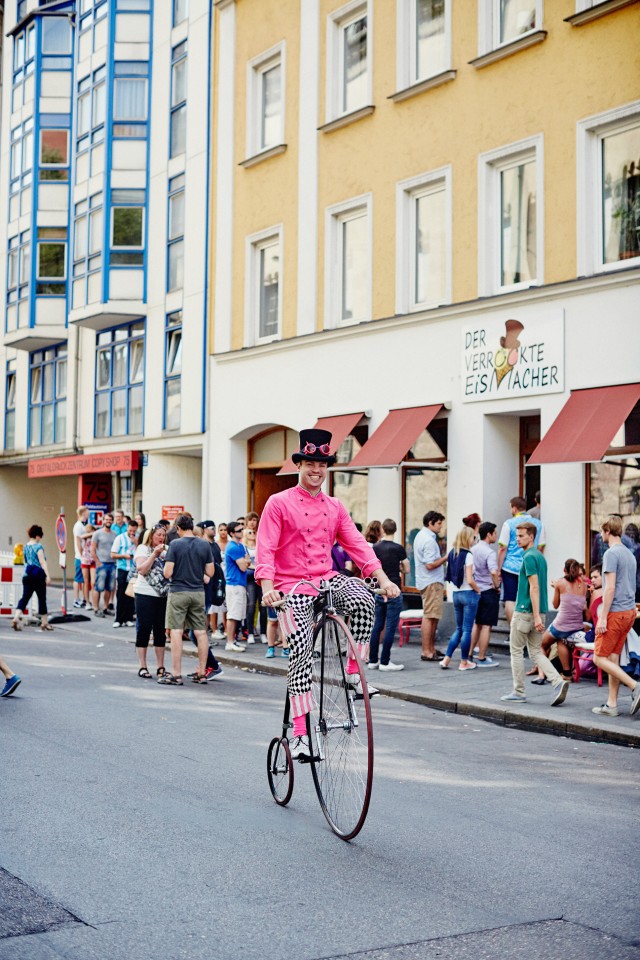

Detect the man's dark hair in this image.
[127,520,138,529]
[382,518,397,535]
[510,496,526,512]
[227,520,242,536]
[479,521,496,540]
[27,524,43,539]
[157,519,170,528]
[423,511,445,527]
[103,513,113,522]
[534,491,541,504]
[175,513,194,531]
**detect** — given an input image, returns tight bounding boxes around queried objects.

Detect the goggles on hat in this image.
[303,442,331,456]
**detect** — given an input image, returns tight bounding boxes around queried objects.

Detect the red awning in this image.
[347,404,443,469]
[278,412,364,475]
[528,383,640,465]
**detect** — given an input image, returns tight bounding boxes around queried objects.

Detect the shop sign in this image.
[461,310,564,403]
[28,451,139,479]
[162,505,184,521]
[84,502,109,527]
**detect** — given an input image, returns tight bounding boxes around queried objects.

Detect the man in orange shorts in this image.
[592,516,640,718]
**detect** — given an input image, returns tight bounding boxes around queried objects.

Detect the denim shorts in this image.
[549,622,581,642]
[95,562,116,593]
[74,558,84,584]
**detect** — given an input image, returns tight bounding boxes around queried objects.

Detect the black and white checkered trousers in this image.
[278,574,375,718]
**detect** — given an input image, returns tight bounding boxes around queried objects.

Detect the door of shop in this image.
[250,469,296,515]
[520,415,541,511]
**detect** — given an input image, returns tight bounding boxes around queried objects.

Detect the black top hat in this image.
[291,428,337,466]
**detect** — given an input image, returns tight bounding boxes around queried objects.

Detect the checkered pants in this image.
[278,575,375,718]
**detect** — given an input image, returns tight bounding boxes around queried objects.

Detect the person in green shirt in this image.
[501,522,569,706]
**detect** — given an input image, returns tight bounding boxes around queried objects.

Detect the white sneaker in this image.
[379,661,405,672]
[125,621,135,627]
[214,629,226,640]
[367,661,379,670]
[346,674,379,697]
[290,734,311,760]
[112,622,122,628]
[260,634,268,644]
[225,641,246,652]
[247,635,256,644]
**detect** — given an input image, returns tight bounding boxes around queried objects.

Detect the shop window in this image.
[5,361,17,451]
[329,426,370,529]
[164,311,182,430]
[95,322,145,438]
[403,421,448,588]
[29,346,67,447]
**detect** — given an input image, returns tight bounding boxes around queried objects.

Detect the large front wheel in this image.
[308,614,373,840]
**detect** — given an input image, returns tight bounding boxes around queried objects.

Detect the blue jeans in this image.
[446,591,480,660]
[369,595,403,665]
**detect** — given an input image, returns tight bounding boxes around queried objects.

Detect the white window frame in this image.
[396,0,452,91]
[478,134,544,296]
[246,42,285,159]
[244,225,283,347]
[324,193,373,329]
[577,100,640,277]
[326,0,372,124]
[477,0,543,55]
[396,165,452,314]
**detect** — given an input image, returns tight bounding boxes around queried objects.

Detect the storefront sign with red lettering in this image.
[162,505,184,521]
[28,451,139,478]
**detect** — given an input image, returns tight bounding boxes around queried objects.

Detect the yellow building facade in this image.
[206,0,640,583]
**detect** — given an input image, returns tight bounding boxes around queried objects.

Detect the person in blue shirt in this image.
[224,521,252,653]
[498,496,545,627]
[111,520,138,627]
[12,524,53,631]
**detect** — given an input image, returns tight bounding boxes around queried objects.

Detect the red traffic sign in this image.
[55,514,67,553]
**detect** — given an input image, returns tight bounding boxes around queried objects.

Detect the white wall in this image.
[0,468,78,556]
[141,453,202,524]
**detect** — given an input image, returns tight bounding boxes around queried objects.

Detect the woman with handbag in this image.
[133,525,170,679]
[12,524,53,631]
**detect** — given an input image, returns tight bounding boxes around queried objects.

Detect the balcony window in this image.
[170,42,188,158]
[36,228,67,296]
[95,323,145,438]
[173,0,188,26]
[29,346,67,447]
[39,129,70,181]
[168,176,185,292]
[42,18,73,55]
[164,312,182,430]
[5,361,17,451]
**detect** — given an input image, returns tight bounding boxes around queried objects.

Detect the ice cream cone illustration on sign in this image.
[494,319,524,388]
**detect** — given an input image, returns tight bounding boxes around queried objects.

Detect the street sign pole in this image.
[49,506,90,624]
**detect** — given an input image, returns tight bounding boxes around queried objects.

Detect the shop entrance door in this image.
[520,415,541,511]
[251,469,296,515]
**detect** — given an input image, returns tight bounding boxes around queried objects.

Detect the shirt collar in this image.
[296,484,324,501]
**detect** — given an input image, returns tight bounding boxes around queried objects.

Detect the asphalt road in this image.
[1,624,639,960]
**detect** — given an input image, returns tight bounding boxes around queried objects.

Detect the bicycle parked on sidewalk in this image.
[267,578,377,840]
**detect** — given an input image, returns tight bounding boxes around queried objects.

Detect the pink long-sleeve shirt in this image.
[255,485,380,594]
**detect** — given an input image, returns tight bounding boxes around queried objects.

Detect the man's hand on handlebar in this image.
[375,575,401,599]
[261,580,283,608]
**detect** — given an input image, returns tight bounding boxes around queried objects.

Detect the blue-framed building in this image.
[0,0,212,545]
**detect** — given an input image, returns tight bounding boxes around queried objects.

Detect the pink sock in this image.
[292,713,307,736]
[346,657,359,675]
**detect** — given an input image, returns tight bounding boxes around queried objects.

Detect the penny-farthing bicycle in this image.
[266,578,375,840]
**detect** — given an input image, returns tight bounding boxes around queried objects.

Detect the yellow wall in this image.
[213,0,640,347]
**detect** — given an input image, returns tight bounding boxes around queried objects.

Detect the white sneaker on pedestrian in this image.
[367,661,379,669]
[225,641,246,652]
[379,661,405,672]
[213,629,226,641]
[247,635,256,644]
[346,674,379,697]
[125,621,135,627]
[112,622,122,629]
[290,734,311,760]
[259,634,268,644]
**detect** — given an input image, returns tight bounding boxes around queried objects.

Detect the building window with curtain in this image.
[29,346,67,447]
[170,41,188,158]
[112,62,149,139]
[5,361,17,451]
[36,227,67,296]
[164,312,182,431]
[95,322,145,438]
[397,168,451,313]
[167,174,185,292]
[403,422,448,589]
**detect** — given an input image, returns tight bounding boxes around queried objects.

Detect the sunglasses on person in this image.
[302,442,331,455]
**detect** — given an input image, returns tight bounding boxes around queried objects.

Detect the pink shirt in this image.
[255,484,380,594]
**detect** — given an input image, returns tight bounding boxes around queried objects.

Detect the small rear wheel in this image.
[267,736,294,806]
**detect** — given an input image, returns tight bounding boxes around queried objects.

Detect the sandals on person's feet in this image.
[40,624,54,631]
[156,666,168,678]
[158,673,182,685]
[138,667,152,679]
[11,620,22,631]
[531,677,548,685]
[191,672,208,684]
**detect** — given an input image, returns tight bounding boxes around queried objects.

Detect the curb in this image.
[210,649,640,749]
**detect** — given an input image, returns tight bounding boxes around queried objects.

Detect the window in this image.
[73,193,104,305]
[5,361,17,450]
[12,24,35,109]
[327,2,371,121]
[403,422,448,588]
[168,175,185,292]
[95,323,145,438]
[76,67,106,154]
[397,167,451,313]
[10,118,34,195]
[112,63,149,138]
[173,0,188,25]
[397,0,450,90]
[246,227,283,344]
[478,135,543,295]
[36,228,67,296]
[111,191,145,265]
[577,102,640,274]
[330,430,369,529]
[39,128,70,181]
[589,457,640,568]
[29,346,67,447]
[164,312,182,430]
[325,196,372,328]
[79,0,108,55]
[476,0,543,57]
[248,45,285,156]
[6,231,31,324]
[170,42,188,158]
[42,17,73,55]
